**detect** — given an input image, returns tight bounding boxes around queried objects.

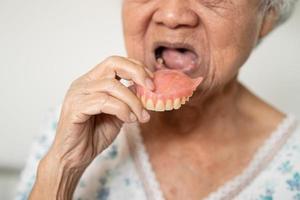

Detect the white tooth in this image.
[173,98,181,110]
[157,57,164,65]
[186,96,190,102]
[165,99,173,111]
[155,100,165,112]
[181,97,186,105]
[146,99,155,110]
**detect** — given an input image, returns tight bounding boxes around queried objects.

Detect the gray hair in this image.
[263,0,298,26]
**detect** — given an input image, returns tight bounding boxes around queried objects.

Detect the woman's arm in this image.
[28,56,153,199]
[29,151,83,200]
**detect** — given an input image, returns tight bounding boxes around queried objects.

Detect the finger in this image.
[72,93,137,124]
[81,78,149,123]
[85,56,155,91]
[127,57,154,78]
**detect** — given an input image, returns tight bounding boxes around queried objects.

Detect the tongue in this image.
[162,48,197,71]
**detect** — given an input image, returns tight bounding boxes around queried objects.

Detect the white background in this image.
[0,1,299,198]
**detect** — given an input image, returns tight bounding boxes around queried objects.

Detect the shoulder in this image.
[237,115,300,199]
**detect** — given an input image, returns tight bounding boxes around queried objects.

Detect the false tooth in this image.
[155,100,165,112]
[173,98,181,110]
[165,99,173,111]
[181,97,186,105]
[146,99,155,110]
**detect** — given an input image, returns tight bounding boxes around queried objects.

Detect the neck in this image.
[140,78,283,141]
[143,79,242,135]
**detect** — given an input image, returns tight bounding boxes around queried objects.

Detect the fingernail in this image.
[145,78,155,91]
[129,112,137,122]
[142,109,150,121]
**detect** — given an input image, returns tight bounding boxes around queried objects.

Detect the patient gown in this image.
[15,107,300,200]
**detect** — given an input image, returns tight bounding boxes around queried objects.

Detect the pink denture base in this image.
[136,69,203,104]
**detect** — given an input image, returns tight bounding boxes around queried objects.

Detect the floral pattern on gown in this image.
[15,107,299,200]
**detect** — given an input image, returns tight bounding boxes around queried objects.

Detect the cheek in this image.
[205,12,261,86]
[124,34,144,59]
[122,3,153,60]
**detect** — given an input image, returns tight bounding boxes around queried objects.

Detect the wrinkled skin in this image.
[30,0,284,200]
[123,0,270,93]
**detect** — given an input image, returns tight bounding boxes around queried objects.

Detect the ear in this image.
[259,6,279,39]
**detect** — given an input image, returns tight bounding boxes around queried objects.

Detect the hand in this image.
[49,56,154,169]
[30,56,154,200]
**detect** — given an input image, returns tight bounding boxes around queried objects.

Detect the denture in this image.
[136,69,203,112]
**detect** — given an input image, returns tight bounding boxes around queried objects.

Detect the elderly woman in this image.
[16,0,299,199]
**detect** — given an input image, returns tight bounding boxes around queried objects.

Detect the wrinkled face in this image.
[122,0,266,93]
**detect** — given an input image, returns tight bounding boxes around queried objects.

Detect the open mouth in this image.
[154,44,199,73]
[135,42,204,112]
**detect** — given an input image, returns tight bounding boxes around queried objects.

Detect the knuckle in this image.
[100,56,123,77]
[103,55,119,67]
[69,81,87,96]
[69,76,90,93]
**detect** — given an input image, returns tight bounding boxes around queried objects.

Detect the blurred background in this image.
[0,1,299,199]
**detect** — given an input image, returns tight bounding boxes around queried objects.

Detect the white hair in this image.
[263,0,298,26]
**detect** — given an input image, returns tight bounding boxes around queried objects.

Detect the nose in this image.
[153,0,199,29]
